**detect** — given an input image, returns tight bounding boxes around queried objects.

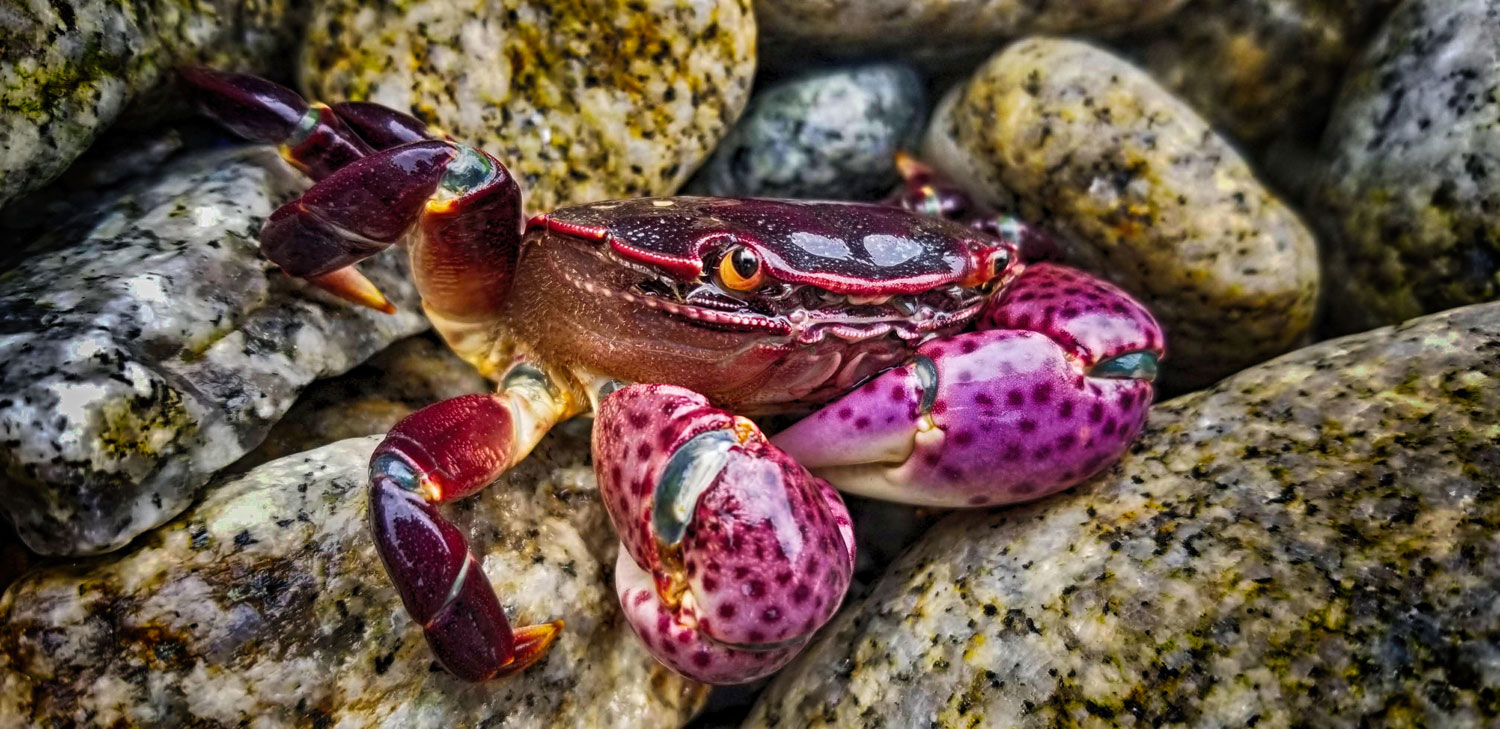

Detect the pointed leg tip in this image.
[495,620,564,677]
[307,266,398,314]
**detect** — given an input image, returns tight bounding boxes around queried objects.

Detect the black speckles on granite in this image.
[302,0,756,216]
[923,37,1321,392]
[0,434,709,726]
[1313,0,1500,334]
[746,302,1500,728]
[0,0,304,209]
[685,62,927,201]
[0,147,427,556]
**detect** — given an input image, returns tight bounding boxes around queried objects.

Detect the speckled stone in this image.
[301,0,756,216]
[746,301,1500,728]
[0,147,428,556]
[685,63,926,201]
[1119,0,1399,148]
[756,0,1190,55]
[0,0,303,209]
[0,434,709,727]
[924,38,1321,391]
[1312,0,1500,334]
[237,334,490,470]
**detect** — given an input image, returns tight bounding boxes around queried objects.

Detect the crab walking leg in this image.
[772,263,1165,508]
[593,385,855,684]
[369,361,584,681]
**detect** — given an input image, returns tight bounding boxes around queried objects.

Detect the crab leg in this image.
[369,361,584,681]
[593,384,855,684]
[772,263,1164,508]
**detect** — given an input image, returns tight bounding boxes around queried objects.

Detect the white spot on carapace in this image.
[862,234,922,267]
[651,200,676,207]
[790,232,850,260]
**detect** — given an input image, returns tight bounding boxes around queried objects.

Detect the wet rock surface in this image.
[237,334,490,470]
[302,0,756,215]
[925,38,1321,391]
[756,0,1190,56]
[1312,0,1500,333]
[0,0,304,209]
[686,63,926,201]
[747,301,1500,728]
[0,433,709,727]
[0,147,427,556]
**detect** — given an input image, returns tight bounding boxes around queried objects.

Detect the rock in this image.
[924,38,1320,391]
[0,0,304,209]
[1119,0,1400,149]
[747,301,1500,728]
[0,434,709,727]
[755,0,1190,57]
[0,526,31,598]
[685,63,926,201]
[301,0,756,216]
[0,147,428,556]
[1312,0,1500,334]
[236,334,490,470]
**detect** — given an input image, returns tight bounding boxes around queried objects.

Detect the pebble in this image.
[0,147,427,556]
[0,434,708,727]
[301,0,756,215]
[747,300,1500,729]
[0,0,302,208]
[1311,0,1500,333]
[924,37,1320,390]
[686,63,927,201]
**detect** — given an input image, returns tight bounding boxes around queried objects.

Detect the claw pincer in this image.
[774,262,1164,507]
[594,385,855,683]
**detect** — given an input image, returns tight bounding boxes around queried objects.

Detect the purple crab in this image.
[181,68,1163,685]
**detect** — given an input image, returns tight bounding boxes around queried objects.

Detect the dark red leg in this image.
[330,101,441,148]
[885,152,1059,262]
[369,362,584,681]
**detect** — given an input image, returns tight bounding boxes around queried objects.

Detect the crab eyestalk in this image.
[594,384,855,684]
[773,262,1164,508]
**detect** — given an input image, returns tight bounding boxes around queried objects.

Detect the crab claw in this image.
[593,384,855,684]
[772,262,1164,508]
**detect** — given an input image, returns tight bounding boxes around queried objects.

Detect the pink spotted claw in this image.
[593,384,855,684]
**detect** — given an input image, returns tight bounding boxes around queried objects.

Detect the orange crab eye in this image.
[717,246,765,290]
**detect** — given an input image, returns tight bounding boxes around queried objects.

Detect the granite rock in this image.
[0,0,304,209]
[756,0,1190,56]
[1120,0,1400,148]
[302,0,756,215]
[0,147,428,556]
[237,334,490,470]
[924,38,1321,391]
[0,434,709,727]
[1312,0,1500,333]
[686,63,926,201]
[747,301,1500,728]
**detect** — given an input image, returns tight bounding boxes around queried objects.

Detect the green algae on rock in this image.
[301,0,756,216]
[746,301,1500,728]
[1312,0,1500,334]
[924,38,1321,391]
[0,147,427,556]
[0,0,304,210]
[0,434,709,727]
[755,0,1189,56]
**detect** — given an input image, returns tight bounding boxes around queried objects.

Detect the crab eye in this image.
[717,246,765,290]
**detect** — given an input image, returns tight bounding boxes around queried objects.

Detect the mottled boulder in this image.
[756,0,1190,56]
[925,38,1320,390]
[1312,0,1500,333]
[302,0,756,215]
[0,147,427,555]
[0,434,708,727]
[747,302,1500,728]
[0,0,304,209]
[686,63,926,201]
[237,334,490,470]
[1120,0,1400,148]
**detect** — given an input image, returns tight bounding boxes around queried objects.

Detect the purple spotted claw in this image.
[773,262,1164,508]
[593,384,855,684]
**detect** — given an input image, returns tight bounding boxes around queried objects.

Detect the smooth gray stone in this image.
[0,147,427,555]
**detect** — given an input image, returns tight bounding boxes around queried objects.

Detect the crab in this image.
[181,68,1164,686]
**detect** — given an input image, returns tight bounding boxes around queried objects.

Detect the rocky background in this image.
[3,0,1498,726]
